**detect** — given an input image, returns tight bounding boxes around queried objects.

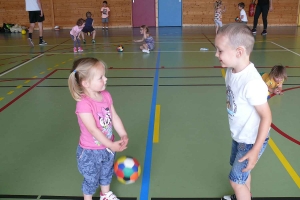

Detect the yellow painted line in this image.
[47,68,53,70]
[61,62,66,64]
[32,76,37,78]
[0,97,4,101]
[55,64,59,67]
[7,91,14,95]
[40,71,45,74]
[16,85,23,89]
[69,58,73,61]
[24,80,30,83]
[269,137,300,188]
[153,105,161,143]
[221,68,226,78]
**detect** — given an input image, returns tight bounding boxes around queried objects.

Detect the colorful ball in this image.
[21,30,26,35]
[87,32,91,36]
[235,17,240,22]
[117,45,124,52]
[114,156,141,184]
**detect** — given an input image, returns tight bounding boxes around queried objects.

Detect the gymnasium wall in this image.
[0,0,298,29]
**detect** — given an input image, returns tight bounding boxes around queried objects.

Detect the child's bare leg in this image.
[81,32,85,40]
[216,26,219,34]
[140,45,144,50]
[102,22,105,28]
[83,195,92,200]
[92,30,96,39]
[230,180,251,200]
[143,43,149,50]
[246,174,251,191]
[100,185,110,194]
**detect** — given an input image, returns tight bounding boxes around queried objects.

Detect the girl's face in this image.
[85,63,107,92]
[140,27,145,34]
[274,76,283,83]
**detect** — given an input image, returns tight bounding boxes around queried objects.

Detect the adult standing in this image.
[25,0,47,46]
[251,0,273,35]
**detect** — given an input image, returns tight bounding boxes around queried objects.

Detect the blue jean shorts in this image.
[76,145,115,195]
[229,137,269,184]
[102,18,109,23]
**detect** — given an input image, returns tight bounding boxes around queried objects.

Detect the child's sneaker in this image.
[142,49,150,53]
[83,39,86,44]
[92,39,96,43]
[100,191,119,200]
[221,194,253,200]
[73,47,77,53]
[251,28,256,34]
[78,47,83,52]
[27,38,34,47]
[39,40,47,45]
[261,30,267,35]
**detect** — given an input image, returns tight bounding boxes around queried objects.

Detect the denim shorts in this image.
[229,137,269,184]
[102,18,109,23]
[76,145,115,195]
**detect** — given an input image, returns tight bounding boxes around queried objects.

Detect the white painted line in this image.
[0,54,44,77]
[271,41,300,57]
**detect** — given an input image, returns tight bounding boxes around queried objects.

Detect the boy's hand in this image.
[109,140,127,152]
[121,135,129,146]
[239,149,259,172]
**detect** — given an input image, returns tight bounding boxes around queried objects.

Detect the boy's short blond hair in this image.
[217,23,255,55]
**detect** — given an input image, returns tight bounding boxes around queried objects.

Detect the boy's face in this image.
[215,34,238,68]
[103,3,107,7]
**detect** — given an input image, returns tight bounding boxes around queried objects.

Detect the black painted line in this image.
[0,195,38,199]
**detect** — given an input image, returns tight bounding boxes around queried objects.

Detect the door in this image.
[158,0,182,26]
[132,0,156,27]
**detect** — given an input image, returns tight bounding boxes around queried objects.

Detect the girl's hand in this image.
[109,140,127,152]
[121,135,129,146]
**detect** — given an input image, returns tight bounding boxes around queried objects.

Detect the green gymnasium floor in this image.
[0,26,299,200]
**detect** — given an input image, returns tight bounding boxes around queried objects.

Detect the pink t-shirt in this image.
[101,7,110,18]
[75,90,114,149]
[70,25,83,37]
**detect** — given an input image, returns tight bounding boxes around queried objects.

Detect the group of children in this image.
[214,1,248,34]
[70,1,155,53]
[67,22,288,200]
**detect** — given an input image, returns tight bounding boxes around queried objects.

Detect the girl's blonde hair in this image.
[269,65,288,80]
[68,57,107,101]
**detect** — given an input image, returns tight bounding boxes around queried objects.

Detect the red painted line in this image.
[271,123,300,145]
[214,65,300,68]
[0,70,57,113]
[0,78,41,83]
[269,86,300,145]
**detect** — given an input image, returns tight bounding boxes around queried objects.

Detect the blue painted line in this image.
[140,49,161,200]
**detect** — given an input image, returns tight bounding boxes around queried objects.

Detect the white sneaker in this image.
[100,191,119,200]
[142,49,150,53]
[221,194,237,200]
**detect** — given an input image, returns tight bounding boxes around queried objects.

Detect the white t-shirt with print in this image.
[240,9,248,22]
[225,63,268,144]
[25,0,40,11]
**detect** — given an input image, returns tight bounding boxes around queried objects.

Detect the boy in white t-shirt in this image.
[215,23,272,200]
[25,0,47,46]
[101,1,110,29]
[238,2,248,24]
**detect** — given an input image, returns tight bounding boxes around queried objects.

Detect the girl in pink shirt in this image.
[68,57,129,200]
[70,18,85,53]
